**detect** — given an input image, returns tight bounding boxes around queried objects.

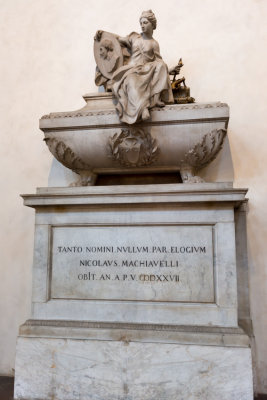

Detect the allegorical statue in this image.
[94,10,174,124]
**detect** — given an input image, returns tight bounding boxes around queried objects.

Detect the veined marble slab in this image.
[14,334,253,400]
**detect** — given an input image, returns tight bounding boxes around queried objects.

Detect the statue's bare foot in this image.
[142,108,150,120]
[155,100,165,107]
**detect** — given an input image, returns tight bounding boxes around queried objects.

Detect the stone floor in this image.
[1,376,266,400]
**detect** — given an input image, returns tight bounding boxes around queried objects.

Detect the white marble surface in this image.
[14,336,253,400]
[23,184,242,327]
[51,224,214,302]
[39,96,230,186]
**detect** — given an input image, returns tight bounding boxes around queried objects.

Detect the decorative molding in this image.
[41,109,117,119]
[23,319,245,334]
[151,102,228,112]
[41,103,228,120]
[109,128,159,167]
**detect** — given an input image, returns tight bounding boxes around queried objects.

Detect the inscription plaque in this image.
[50,225,214,302]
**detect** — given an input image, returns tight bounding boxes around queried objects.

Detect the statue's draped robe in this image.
[112,32,173,124]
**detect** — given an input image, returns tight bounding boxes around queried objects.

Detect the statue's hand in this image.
[169,65,181,75]
[118,37,125,45]
[118,36,131,49]
[169,59,183,75]
[94,30,103,41]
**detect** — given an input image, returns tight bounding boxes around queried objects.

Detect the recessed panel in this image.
[51,225,214,302]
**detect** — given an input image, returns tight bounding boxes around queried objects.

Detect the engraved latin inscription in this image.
[51,225,214,302]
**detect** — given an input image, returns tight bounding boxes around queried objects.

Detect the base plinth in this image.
[15,321,253,400]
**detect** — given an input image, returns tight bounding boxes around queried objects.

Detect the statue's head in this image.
[139,10,157,31]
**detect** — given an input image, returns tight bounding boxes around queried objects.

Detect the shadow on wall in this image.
[48,158,79,187]
[200,136,234,183]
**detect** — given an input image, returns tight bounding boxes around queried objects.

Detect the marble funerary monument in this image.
[14,10,253,400]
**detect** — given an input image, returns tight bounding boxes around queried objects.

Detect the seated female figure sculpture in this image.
[94,10,174,124]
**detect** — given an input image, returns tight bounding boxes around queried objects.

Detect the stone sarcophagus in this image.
[40,93,229,185]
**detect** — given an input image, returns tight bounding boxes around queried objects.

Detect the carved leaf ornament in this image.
[183,129,227,169]
[44,137,90,172]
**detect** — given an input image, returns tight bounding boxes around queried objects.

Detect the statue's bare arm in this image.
[154,41,162,60]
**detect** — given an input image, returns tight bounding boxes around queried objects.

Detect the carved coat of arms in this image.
[109,128,159,167]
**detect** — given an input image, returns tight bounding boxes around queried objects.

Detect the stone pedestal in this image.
[14,183,253,399]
